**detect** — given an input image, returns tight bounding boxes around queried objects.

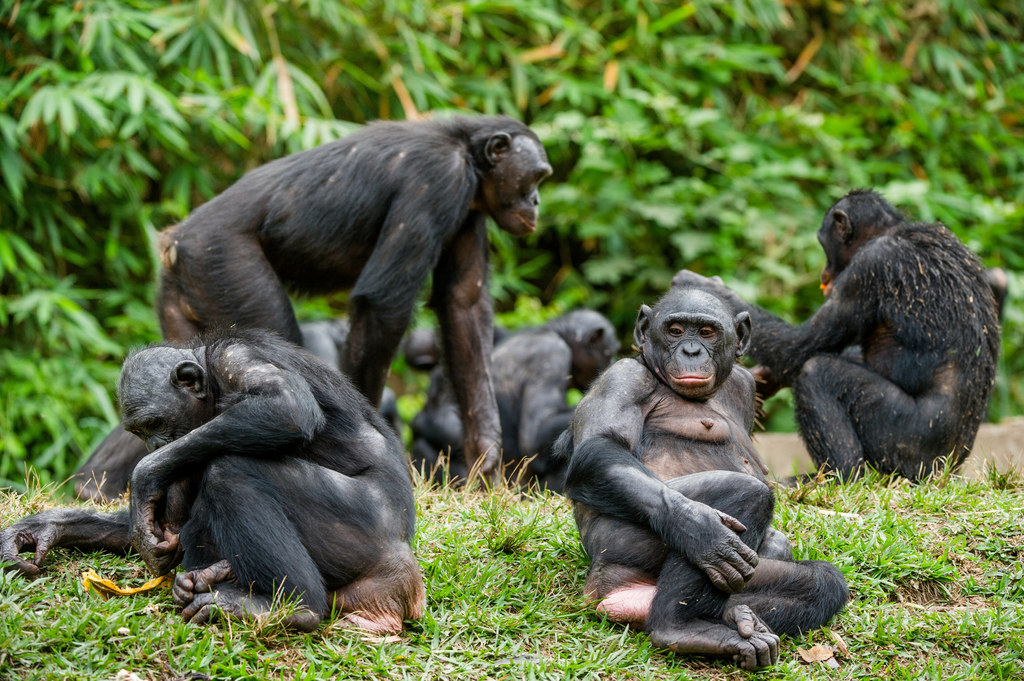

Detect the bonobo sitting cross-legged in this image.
[557,288,847,670]
[0,330,424,633]
[673,189,1001,481]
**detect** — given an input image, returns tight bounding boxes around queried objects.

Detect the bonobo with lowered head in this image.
[2,330,424,633]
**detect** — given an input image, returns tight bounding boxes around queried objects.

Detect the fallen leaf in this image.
[797,644,840,668]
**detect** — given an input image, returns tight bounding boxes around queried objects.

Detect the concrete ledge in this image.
[753,417,1024,480]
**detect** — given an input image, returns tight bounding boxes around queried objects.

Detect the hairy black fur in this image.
[76,115,551,500]
[676,189,999,480]
[3,330,424,632]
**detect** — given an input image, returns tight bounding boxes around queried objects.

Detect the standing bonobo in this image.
[673,189,1000,481]
[2,330,425,633]
[559,288,847,670]
[75,115,552,500]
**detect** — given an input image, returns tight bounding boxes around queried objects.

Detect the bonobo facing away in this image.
[75,114,552,501]
[558,288,847,670]
[410,310,619,489]
[673,189,1000,481]
[2,330,424,633]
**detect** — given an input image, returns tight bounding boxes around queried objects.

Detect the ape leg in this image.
[794,354,959,480]
[157,226,301,344]
[723,556,848,637]
[645,473,780,669]
[73,426,147,502]
[329,550,426,634]
[175,455,418,632]
[580,472,774,628]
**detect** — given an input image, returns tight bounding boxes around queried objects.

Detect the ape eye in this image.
[668,325,684,337]
[699,327,716,339]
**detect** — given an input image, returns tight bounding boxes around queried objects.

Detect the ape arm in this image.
[432,216,502,476]
[564,361,759,593]
[671,270,873,386]
[0,509,129,577]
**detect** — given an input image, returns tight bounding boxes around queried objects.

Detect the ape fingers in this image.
[723,605,779,669]
[715,509,747,533]
[0,526,55,577]
[180,592,222,625]
[174,560,237,607]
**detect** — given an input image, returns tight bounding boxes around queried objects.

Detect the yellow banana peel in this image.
[81,569,172,599]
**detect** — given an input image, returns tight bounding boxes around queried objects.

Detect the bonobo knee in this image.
[796,355,830,389]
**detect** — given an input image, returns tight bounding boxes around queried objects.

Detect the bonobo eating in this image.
[673,189,1001,481]
[410,310,620,490]
[557,288,847,670]
[2,330,425,633]
[74,114,553,501]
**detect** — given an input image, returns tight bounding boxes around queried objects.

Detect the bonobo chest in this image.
[640,390,765,482]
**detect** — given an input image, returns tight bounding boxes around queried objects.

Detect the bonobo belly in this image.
[638,428,765,481]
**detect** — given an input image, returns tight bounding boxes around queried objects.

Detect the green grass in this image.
[2,470,1023,680]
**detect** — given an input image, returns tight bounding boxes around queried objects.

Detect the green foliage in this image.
[1,0,1022,486]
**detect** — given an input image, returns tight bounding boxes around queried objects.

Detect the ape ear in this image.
[170,360,207,397]
[485,132,512,166]
[633,305,653,350]
[587,326,606,346]
[733,311,752,358]
[833,209,853,242]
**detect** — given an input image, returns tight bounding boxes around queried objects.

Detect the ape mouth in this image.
[516,212,537,232]
[670,374,714,387]
[820,272,833,297]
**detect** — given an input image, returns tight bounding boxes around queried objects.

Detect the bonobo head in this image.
[118,344,213,452]
[634,288,751,401]
[547,310,620,390]
[818,189,905,296]
[472,121,552,237]
[403,327,442,372]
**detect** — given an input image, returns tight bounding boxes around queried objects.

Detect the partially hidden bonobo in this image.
[673,189,1000,481]
[1,330,424,633]
[557,287,848,670]
[410,309,620,489]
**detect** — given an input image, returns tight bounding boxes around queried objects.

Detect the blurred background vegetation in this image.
[1,0,1021,491]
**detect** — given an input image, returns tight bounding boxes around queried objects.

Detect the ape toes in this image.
[180,592,219,624]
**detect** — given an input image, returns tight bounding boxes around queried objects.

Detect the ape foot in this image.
[338,612,405,635]
[593,583,657,625]
[649,605,780,670]
[173,559,236,607]
[179,582,321,632]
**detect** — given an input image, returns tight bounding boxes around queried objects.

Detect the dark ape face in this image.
[118,346,211,452]
[478,133,552,237]
[818,190,904,297]
[562,311,620,391]
[634,289,750,400]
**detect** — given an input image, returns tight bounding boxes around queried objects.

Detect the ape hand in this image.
[129,487,181,575]
[682,501,759,593]
[0,513,61,577]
